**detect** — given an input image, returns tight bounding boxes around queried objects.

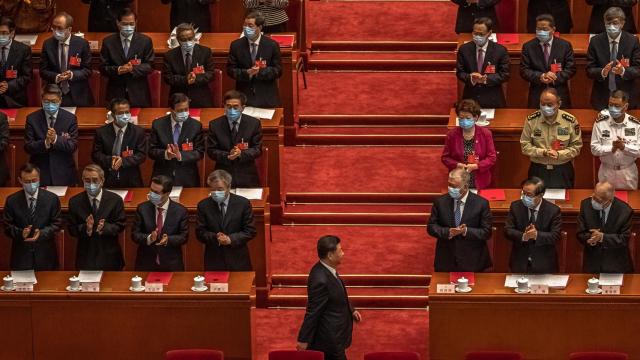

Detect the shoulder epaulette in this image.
[561,112,576,123]
[629,115,640,125]
[596,113,610,122]
[527,111,541,121]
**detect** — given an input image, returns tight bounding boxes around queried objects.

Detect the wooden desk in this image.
[0,188,271,304]
[429,272,640,360]
[0,271,254,360]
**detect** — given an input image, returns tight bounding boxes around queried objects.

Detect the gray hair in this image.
[595,181,615,199]
[449,168,470,188]
[604,7,626,22]
[54,11,74,28]
[83,163,105,180]
[207,170,232,188]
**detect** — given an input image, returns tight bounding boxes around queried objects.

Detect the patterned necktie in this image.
[543,43,550,65]
[231,121,238,141]
[156,207,164,234]
[173,123,181,144]
[92,197,98,216]
[220,202,226,219]
[454,200,462,227]
[251,43,257,63]
[49,115,55,129]
[529,209,536,225]
[609,41,618,92]
[476,48,484,73]
[59,43,70,94]
[185,52,192,73]
[29,197,36,218]
[112,129,124,156]
[123,38,130,57]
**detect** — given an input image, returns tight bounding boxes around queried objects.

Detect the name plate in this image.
[209,283,229,293]
[530,284,549,294]
[145,282,164,292]
[14,282,33,292]
[81,282,100,292]
[602,285,621,295]
[436,284,456,294]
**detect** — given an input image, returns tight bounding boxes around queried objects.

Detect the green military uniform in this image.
[520,109,583,188]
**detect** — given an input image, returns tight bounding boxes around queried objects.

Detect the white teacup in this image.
[517,277,529,292]
[131,275,143,290]
[3,275,13,289]
[588,278,600,293]
[69,276,80,290]
[457,277,469,291]
[194,275,205,289]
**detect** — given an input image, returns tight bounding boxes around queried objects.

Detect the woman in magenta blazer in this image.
[442,99,497,189]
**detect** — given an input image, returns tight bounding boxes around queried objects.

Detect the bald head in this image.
[593,181,615,204]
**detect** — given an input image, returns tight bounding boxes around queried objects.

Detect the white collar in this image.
[88,189,103,203]
[320,260,337,277]
[157,198,170,211]
[458,190,470,204]
[248,33,262,46]
[24,189,39,201]
[608,32,623,44]
[113,122,128,133]
[476,39,489,52]
[540,36,553,48]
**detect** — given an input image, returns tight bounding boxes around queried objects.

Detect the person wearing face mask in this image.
[578,181,634,273]
[450,0,501,34]
[520,88,582,189]
[526,0,572,33]
[227,10,283,108]
[591,90,640,190]
[505,176,561,274]
[207,90,263,188]
[132,175,189,271]
[100,8,155,108]
[161,0,214,33]
[586,7,640,110]
[3,163,61,270]
[427,168,493,272]
[149,93,204,187]
[456,17,510,108]
[24,84,79,186]
[520,14,576,109]
[81,0,133,33]
[92,98,147,188]
[39,12,94,107]
[441,99,497,189]
[587,0,637,34]
[163,23,215,108]
[0,16,32,109]
[68,164,126,271]
[196,170,257,271]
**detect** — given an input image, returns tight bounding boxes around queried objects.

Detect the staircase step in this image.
[282,210,428,225]
[298,114,450,127]
[284,203,431,214]
[284,192,441,204]
[311,40,457,52]
[295,132,446,146]
[268,286,429,308]
[307,51,456,71]
[272,274,430,287]
[297,127,448,136]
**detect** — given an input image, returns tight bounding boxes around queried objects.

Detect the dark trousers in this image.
[528,161,574,188]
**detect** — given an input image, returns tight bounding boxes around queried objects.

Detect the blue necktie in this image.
[123,38,130,57]
[454,200,462,227]
[173,123,181,144]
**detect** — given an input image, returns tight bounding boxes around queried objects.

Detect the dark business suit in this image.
[526,0,572,33]
[163,44,215,108]
[427,192,493,272]
[161,0,214,32]
[149,115,204,187]
[132,200,188,271]
[577,197,634,273]
[0,40,32,108]
[68,190,126,271]
[520,37,576,108]
[450,0,501,34]
[207,114,263,188]
[81,0,134,32]
[505,199,562,273]
[24,108,78,186]
[0,112,9,186]
[586,31,640,110]
[298,261,354,360]
[100,32,155,107]
[92,123,147,188]
[196,194,257,271]
[3,189,61,270]
[39,35,94,107]
[456,40,510,108]
[227,35,282,108]
[587,0,637,34]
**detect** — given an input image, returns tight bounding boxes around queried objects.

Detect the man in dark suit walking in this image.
[527,0,572,33]
[39,12,94,107]
[520,14,576,108]
[149,93,204,187]
[68,164,126,271]
[227,11,282,108]
[456,17,510,108]
[100,8,155,108]
[161,0,214,33]
[505,177,562,273]
[92,98,147,188]
[3,163,61,270]
[24,84,78,186]
[587,0,637,34]
[428,168,493,272]
[586,7,640,110]
[0,111,9,186]
[132,175,188,271]
[297,235,362,360]
[163,23,215,108]
[196,170,257,271]
[0,16,32,108]
[450,0,501,34]
[578,181,634,273]
[207,90,263,188]
[81,0,133,32]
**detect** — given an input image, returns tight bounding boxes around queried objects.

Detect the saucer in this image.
[0,285,14,292]
[65,286,81,292]
[129,286,145,292]
[514,287,530,294]
[455,286,472,293]
[476,120,490,127]
[191,285,208,292]
[585,288,602,295]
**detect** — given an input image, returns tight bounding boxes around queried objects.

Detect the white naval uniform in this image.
[591,110,640,190]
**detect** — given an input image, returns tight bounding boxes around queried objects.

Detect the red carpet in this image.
[271,225,435,275]
[282,146,449,193]
[253,309,429,360]
[298,72,456,116]
[307,0,457,42]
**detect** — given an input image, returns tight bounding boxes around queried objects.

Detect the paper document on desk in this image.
[78,271,103,283]
[233,188,263,200]
[11,270,37,284]
[480,108,495,120]
[170,186,183,201]
[243,107,275,120]
[504,274,569,288]
[108,189,129,201]
[46,186,68,197]
[14,34,38,46]
[599,273,624,286]
[543,189,566,200]
[61,107,77,114]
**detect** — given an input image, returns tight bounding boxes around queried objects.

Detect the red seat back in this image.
[148,69,162,108]
[89,70,101,106]
[364,352,421,360]
[269,350,325,360]
[166,349,224,360]
[569,352,629,360]
[255,146,269,187]
[27,68,42,107]
[465,351,522,360]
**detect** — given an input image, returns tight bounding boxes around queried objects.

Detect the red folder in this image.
[146,272,173,285]
[269,35,295,48]
[497,33,520,45]
[616,190,629,202]
[450,272,475,286]
[189,108,201,118]
[478,189,506,201]
[0,108,17,120]
[205,271,230,283]
[130,107,141,117]
[123,191,134,202]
